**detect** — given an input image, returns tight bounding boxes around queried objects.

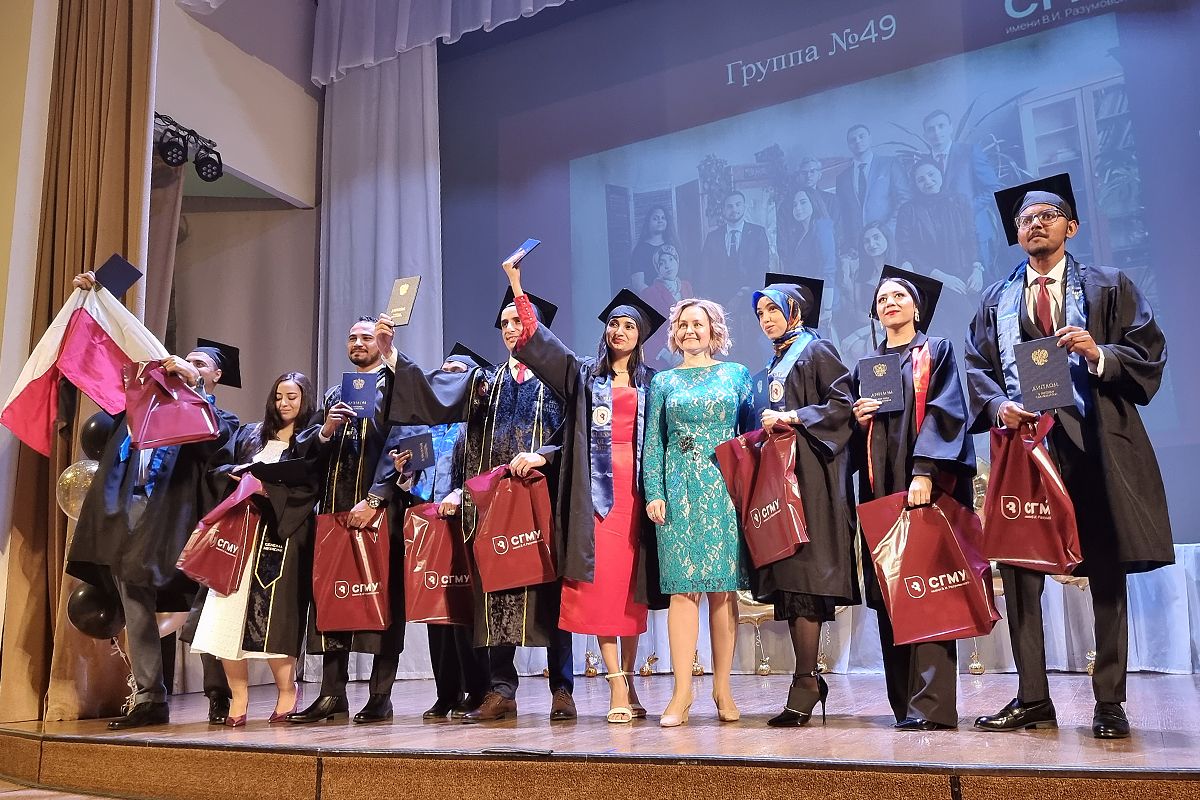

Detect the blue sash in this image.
[589,376,614,517]
[996,255,1091,417]
[763,329,817,411]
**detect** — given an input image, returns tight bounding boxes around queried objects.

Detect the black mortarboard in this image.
[495,287,558,329]
[758,272,825,330]
[870,265,943,333]
[94,253,143,299]
[598,289,667,339]
[192,337,242,388]
[994,172,1077,246]
[446,342,494,372]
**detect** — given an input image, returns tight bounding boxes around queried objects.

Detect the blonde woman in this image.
[643,299,753,727]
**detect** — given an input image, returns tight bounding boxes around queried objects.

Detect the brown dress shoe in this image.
[461,691,516,723]
[549,688,577,721]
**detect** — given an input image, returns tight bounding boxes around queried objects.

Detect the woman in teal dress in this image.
[644,298,753,727]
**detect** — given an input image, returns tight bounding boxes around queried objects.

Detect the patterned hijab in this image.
[752,283,811,355]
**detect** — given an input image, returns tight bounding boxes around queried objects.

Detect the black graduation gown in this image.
[181,424,319,658]
[388,350,567,648]
[66,405,239,609]
[515,323,668,611]
[852,333,977,611]
[751,338,860,608]
[964,259,1173,574]
[293,368,404,655]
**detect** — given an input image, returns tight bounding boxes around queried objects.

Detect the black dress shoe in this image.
[108,701,170,730]
[285,694,349,724]
[353,694,394,724]
[1092,702,1130,739]
[206,693,231,725]
[974,697,1057,731]
[451,694,485,720]
[895,717,956,731]
[423,697,459,719]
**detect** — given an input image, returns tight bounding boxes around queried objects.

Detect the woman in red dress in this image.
[505,259,669,723]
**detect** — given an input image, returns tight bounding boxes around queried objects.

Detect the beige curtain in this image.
[145,155,185,343]
[0,0,157,723]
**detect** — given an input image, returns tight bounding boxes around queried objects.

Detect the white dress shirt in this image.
[1024,255,1104,376]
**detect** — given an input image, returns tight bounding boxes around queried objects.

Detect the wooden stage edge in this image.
[1,674,1198,800]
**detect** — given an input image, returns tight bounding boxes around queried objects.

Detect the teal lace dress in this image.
[643,361,754,593]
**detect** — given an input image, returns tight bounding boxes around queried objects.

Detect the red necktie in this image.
[515,363,527,383]
[1034,276,1056,337]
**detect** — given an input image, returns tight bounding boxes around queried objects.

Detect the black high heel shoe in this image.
[767,671,828,728]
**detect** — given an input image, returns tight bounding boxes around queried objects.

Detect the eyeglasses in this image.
[1015,209,1066,229]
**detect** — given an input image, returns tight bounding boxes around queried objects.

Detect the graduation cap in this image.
[446,341,494,372]
[94,253,143,299]
[192,337,242,388]
[869,264,943,334]
[758,272,825,330]
[994,172,1077,247]
[495,287,558,329]
[598,289,667,339]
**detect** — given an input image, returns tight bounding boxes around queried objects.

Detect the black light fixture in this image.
[157,125,189,167]
[193,142,223,182]
[154,113,224,182]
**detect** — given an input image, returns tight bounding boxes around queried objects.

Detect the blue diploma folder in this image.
[857,354,904,414]
[1014,337,1073,412]
[340,372,376,416]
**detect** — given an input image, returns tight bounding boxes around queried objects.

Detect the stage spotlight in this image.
[194,144,223,182]
[157,126,189,167]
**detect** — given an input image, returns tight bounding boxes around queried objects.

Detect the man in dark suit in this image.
[698,189,771,301]
[964,175,1173,740]
[922,109,1002,279]
[834,124,910,258]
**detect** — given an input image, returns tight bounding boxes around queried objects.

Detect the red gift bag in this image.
[464,464,556,593]
[983,415,1082,574]
[715,426,808,567]
[403,503,474,625]
[177,474,262,596]
[312,512,391,632]
[858,492,1000,645]
[123,360,220,449]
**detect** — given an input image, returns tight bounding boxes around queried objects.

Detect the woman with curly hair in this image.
[643,299,754,726]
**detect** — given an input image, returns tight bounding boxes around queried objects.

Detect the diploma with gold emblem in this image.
[340,372,376,417]
[858,354,903,413]
[1015,337,1072,412]
[388,276,421,326]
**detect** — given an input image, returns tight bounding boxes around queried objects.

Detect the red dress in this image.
[559,386,649,636]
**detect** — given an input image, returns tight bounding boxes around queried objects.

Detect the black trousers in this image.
[201,654,230,698]
[319,651,400,697]
[429,625,489,703]
[875,610,959,727]
[1001,424,1129,705]
[489,627,574,700]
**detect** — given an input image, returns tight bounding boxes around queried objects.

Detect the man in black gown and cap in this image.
[380,290,575,723]
[964,174,1173,739]
[66,272,239,729]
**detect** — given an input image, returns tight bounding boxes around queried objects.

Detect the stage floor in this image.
[4,672,1198,776]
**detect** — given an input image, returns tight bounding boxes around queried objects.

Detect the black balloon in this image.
[67,583,125,639]
[79,411,117,460]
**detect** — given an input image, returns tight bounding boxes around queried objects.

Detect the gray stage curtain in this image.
[311,0,571,86]
[316,46,444,390]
